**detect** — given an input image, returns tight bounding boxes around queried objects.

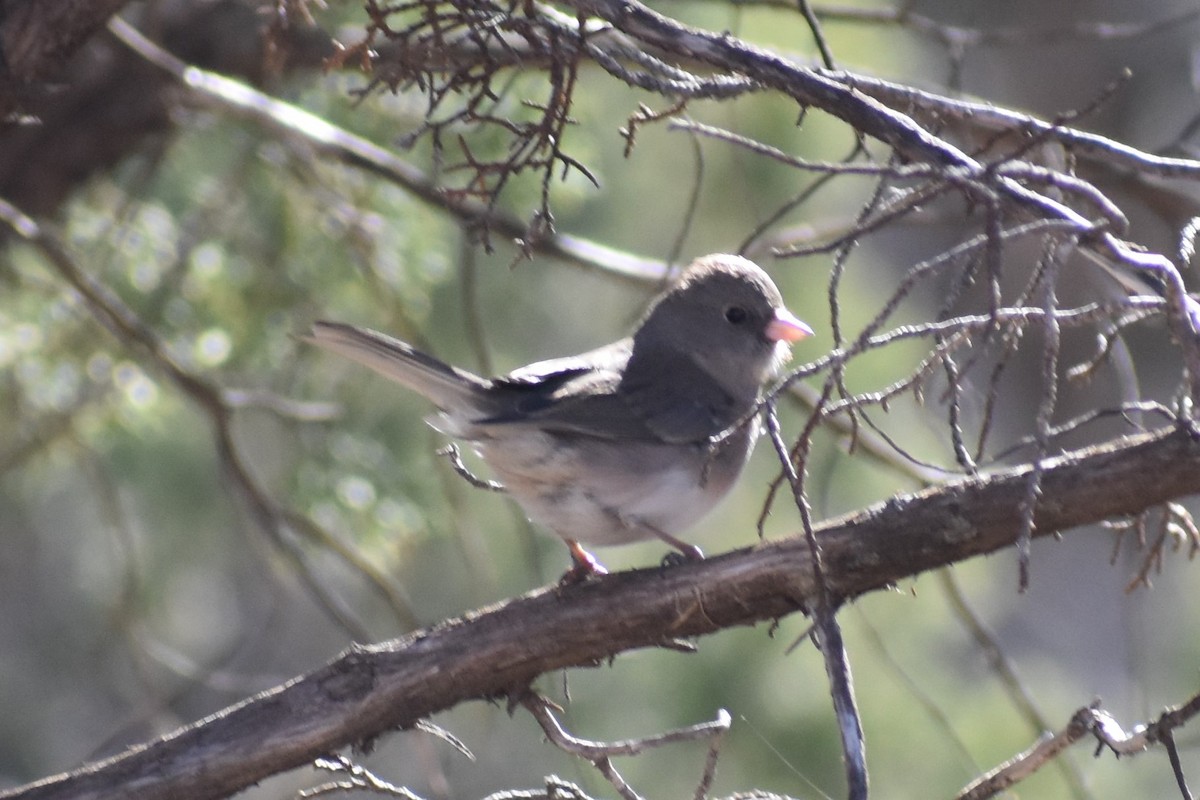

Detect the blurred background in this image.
[1,0,1199,797]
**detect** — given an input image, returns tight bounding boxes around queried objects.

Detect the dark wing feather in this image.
[480,340,660,439]
[481,341,746,443]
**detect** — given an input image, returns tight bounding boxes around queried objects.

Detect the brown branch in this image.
[4,425,1200,800]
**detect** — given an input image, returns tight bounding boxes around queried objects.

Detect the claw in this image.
[559,540,609,584]
[652,527,704,563]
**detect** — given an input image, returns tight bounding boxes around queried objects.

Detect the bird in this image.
[304,254,812,577]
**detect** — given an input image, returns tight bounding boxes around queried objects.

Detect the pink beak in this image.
[765,307,814,343]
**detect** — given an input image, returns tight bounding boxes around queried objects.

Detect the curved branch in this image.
[4,425,1200,800]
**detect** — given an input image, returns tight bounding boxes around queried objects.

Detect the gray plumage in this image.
[304,254,812,571]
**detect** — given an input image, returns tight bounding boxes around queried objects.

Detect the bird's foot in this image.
[559,540,609,585]
[653,528,704,566]
[436,444,506,492]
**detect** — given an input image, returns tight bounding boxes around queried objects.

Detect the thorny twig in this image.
[1113,502,1200,592]
[354,0,604,248]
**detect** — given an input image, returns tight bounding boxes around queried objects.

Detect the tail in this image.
[303,321,491,412]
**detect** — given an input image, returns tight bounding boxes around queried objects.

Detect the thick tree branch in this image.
[4,425,1199,800]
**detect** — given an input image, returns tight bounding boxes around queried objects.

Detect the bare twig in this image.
[522,693,731,759]
[437,444,506,492]
[1015,235,1072,590]
[522,693,731,800]
[302,755,426,798]
[957,694,1200,800]
[764,401,868,800]
[1122,502,1200,592]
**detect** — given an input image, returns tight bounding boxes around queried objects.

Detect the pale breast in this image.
[472,424,758,547]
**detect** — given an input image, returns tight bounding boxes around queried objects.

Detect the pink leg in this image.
[652,528,705,561]
[559,539,610,584]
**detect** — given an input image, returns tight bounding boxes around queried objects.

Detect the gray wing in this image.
[485,340,743,443]
[481,339,662,440]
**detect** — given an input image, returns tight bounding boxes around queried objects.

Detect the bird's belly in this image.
[474,427,754,547]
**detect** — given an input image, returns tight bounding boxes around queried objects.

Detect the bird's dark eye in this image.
[724,305,749,324]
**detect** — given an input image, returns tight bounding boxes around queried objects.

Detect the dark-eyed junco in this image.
[305,254,812,575]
